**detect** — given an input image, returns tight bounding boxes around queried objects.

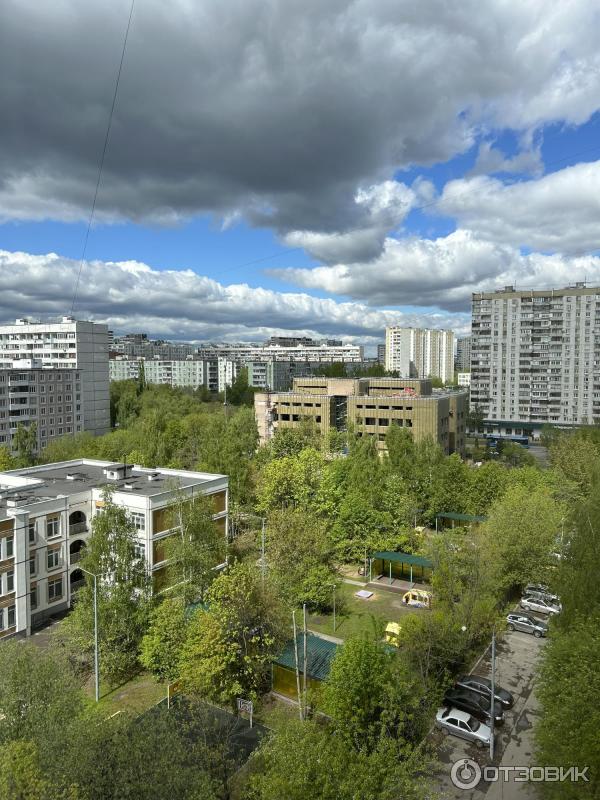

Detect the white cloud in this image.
[272,229,600,310]
[0,249,468,341]
[437,159,600,254]
[467,141,543,177]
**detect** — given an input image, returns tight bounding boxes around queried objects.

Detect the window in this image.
[47,546,61,571]
[4,536,14,559]
[29,555,37,576]
[46,515,60,539]
[0,605,16,631]
[130,512,145,532]
[0,569,14,595]
[134,541,146,560]
[28,520,36,544]
[30,584,38,610]
[48,577,63,603]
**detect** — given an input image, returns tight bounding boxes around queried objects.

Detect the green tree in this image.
[13,422,37,466]
[535,617,600,798]
[178,563,286,707]
[0,740,80,800]
[0,642,86,768]
[165,488,225,604]
[137,361,147,395]
[322,636,427,749]
[59,490,152,686]
[140,597,188,683]
[0,445,16,471]
[244,718,428,800]
[482,484,564,592]
[266,510,337,611]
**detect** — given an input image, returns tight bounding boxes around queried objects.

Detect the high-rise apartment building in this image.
[456,336,472,371]
[470,284,600,438]
[0,459,228,639]
[0,318,109,452]
[377,344,386,365]
[385,327,454,383]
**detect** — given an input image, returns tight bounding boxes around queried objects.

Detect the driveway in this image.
[433,626,546,799]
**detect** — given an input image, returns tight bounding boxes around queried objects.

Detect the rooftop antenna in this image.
[71,0,136,315]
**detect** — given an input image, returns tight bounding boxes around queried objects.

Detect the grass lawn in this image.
[307,581,421,640]
[87,671,167,717]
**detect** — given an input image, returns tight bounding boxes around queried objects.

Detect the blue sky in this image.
[2,0,600,342]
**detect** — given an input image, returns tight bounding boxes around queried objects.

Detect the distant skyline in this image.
[2,0,600,343]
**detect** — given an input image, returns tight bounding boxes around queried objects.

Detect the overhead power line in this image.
[71,0,136,314]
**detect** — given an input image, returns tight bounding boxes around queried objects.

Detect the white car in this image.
[435,706,492,748]
[520,595,561,616]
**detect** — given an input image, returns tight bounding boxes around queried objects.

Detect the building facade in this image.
[470,284,600,439]
[197,342,364,363]
[0,459,228,640]
[385,327,454,383]
[255,377,467,456]
[0,318,110,451]
[377,344,386,365]
[456,336,472,372]
[111,334,196,360]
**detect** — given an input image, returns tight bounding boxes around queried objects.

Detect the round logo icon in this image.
[451,758,482,790]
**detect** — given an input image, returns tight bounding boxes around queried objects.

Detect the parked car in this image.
[525,583,558,602]
[455,674,514,709]
[520,595,561,616]
[506,612,548,637]
[435,706,492,748]
[526,590,562,607]
[443,688,504,725]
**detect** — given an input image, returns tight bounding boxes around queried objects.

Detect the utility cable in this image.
[71,0,136,314]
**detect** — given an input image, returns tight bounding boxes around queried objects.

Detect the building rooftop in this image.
[0,459,227,519]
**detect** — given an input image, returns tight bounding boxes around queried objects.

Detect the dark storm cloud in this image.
[1,0,599,245]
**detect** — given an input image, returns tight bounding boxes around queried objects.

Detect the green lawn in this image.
[307,581,421,640]
[88,671,167,717]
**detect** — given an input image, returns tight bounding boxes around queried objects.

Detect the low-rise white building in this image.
[0,459,228,639]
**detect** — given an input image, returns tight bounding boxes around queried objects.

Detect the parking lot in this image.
[433,625,546,799]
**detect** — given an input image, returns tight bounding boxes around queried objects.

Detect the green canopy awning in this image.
[436,512,487,523]
[275,633,339,681]
[371,551,433,568]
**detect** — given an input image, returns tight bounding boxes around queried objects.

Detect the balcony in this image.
[69,521,88,536]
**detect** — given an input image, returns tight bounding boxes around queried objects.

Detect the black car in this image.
[455,674,514,709]
[443,688,505,726]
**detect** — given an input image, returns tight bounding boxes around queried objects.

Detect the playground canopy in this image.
[371,551,433,568]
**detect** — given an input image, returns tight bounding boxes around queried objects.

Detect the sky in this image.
[1,0,600,346]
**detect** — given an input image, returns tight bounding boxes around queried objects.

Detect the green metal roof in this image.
[436,512,487,522]
[372,551,433,568]
[275,632,339,681]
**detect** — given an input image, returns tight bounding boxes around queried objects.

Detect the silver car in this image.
[506,612,548,637]
[520,595,561,615]
[436,706,492,748]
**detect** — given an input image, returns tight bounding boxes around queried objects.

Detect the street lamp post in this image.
[81,567,100,703]
[490,627,496,760]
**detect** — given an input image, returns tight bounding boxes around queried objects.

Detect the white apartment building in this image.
[109,357,234,393]
[457,372,471,387]
[197,342,364,363]
[470,284,600,439]
[0,318,109,445]
[0,459,228,639]
[385,327,454,383]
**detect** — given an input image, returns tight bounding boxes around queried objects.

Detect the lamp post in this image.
[80,567,100,703]
[490,627,496,760]
[328,583,337,632]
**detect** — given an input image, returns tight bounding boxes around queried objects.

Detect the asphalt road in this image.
[433,626,546,799]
